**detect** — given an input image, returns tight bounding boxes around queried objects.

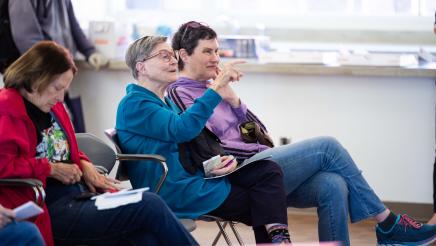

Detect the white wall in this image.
[68,69,435,204]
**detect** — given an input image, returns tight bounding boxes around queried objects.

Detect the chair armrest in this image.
[117,154,168,194]
[0,178,46,207]
[117,154,166,162]
[94,165,109,175]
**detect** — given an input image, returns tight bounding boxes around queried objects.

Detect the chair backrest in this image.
[103,128,122,154]
[76,133,117,174]
[104,128,129,180]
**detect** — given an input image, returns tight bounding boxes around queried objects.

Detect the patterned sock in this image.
[266,223,291,244]
[378,212,398,231]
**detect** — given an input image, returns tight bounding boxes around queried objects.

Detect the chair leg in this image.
[212,221,233,246]
[211,221,227,246]
[229,222,244,246]
[211,223,222,246]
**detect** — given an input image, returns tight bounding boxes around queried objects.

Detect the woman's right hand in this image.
[0,204,15,229]
[49,162,83,185]
[209,60,245,93]
[210,155,238,176]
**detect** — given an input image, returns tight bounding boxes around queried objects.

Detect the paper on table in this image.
[93,187,149,210]
[13,201,44,221]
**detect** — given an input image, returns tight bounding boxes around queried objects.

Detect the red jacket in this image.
[0,88,89,246]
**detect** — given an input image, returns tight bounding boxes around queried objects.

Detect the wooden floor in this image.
[191,211,436,246]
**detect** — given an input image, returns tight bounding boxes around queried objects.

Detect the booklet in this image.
[92,187,150,210]
[204,154,272,179]
[13,201,44,221]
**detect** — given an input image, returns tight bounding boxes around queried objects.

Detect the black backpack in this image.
[0,0,20,74]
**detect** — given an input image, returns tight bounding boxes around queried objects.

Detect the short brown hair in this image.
[172,21,216,70]
[3,41,77,93]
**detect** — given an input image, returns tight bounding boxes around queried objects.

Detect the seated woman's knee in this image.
[141,192,166,208]
[261,160,284,177]
[130,192,172,221]
[313,136,342,151]
[318,173,348,201]
[13,221,41,239]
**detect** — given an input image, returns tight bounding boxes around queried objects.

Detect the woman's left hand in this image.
[80,160,120,193]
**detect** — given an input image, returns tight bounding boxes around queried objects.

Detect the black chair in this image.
[104,128,245,246]
[76,132,196,232]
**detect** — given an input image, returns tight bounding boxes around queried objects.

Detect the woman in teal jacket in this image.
[116,36,291,244]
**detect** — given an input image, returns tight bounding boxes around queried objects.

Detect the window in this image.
[421,0,436,15]
[71,0,434,35]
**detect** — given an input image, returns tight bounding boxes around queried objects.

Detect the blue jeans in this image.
[254,136,386,245]
[46,181,197,246]
[0,221,45,246]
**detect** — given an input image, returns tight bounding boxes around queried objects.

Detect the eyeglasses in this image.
[180,21,208,47]
[139,50,177,63]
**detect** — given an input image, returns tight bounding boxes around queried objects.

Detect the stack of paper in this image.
[92,187,149,210]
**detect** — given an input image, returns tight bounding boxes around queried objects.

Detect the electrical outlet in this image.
[279,137,292,145]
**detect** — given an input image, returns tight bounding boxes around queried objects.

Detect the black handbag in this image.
[178,127,226,174]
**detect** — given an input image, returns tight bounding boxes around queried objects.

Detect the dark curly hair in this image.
[172,21,217,70]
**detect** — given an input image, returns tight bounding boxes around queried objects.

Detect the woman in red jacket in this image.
[0,41,197,246]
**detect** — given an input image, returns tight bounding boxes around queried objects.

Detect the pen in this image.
[221,157,235,168]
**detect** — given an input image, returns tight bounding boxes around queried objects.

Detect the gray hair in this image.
[125,36,167,79]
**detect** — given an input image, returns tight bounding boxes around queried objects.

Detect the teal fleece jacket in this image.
[116,83,230,219]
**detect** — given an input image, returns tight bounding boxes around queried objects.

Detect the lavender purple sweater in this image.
[167,77,270,160]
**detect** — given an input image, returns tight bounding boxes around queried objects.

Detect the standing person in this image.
[116,35,292,244]
[168,20,436,246]
[428,11,436,225]
[0,204,45,246]
[0,41,198,246]
[5,0,109,132]
[7,0,106,70]
[429,157,436,225]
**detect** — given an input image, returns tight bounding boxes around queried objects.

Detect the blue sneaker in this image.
[376,214,436,245]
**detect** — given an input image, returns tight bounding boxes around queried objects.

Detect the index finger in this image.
[106,177,121,184]
[101,180,119,191]
[220,155,231,161]
[225,59,246,67]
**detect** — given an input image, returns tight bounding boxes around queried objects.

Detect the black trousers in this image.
[46,180,197,246]
[208,160,287,243]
